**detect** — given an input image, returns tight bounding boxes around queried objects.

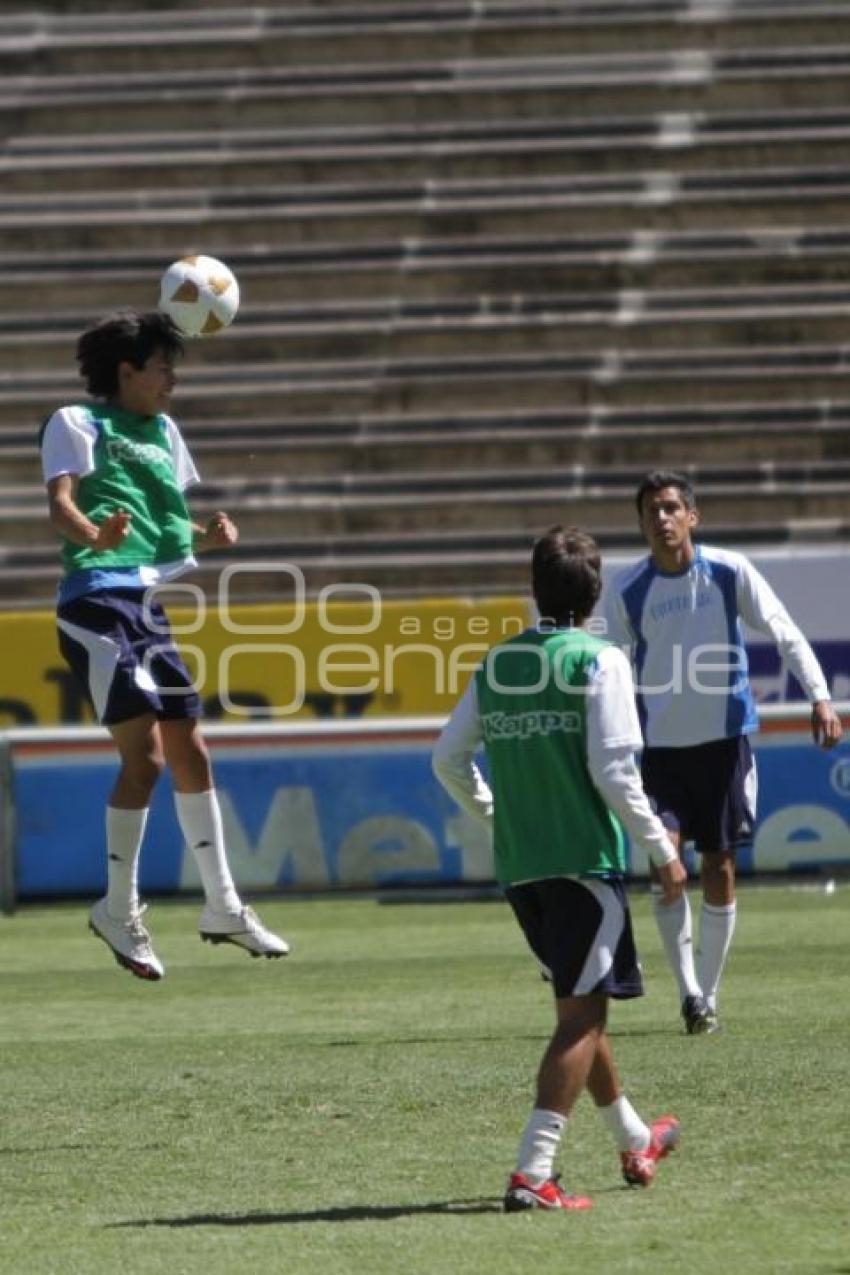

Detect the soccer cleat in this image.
[503,1172,592,1212]
[681,994,719,1035]
[199,904,290,958]
[621,1116,681,1187]
[89,899,164,981]
[703,1004,720,1033]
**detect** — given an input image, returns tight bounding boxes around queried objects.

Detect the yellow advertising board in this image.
[0,593,531,726]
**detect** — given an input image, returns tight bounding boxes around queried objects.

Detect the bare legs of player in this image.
[536,993,612,1114]
[701,850,735,907]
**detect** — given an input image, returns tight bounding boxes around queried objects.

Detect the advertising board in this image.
[2,708,847,911]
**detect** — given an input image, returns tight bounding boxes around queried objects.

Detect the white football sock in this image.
[653,890,703,1001]
[174,789,241,914]
[516,1109,567,1185]
[598,1094,651,1153]
[105,806,147,920]
[699,901,737,1012]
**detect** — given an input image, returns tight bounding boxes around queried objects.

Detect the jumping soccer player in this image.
[433,525,687,1212]
[40,309,289,980]
[605,470,841,1034]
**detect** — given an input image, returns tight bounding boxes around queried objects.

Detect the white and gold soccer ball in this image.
[158,254,240,337]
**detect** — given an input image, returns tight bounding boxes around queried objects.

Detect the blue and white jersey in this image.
[604,544,830,748]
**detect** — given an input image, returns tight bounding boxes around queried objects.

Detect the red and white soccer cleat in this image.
[621,1115,681,1187]
[503,1172,592,1212]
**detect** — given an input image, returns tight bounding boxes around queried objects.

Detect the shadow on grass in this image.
[418,1029,675,1044]
[319,1028,676,1049]
[304,1029,673,1055]
[112,1199,501,1228]
[323,1035,549,1048]
[0,1142,92,1156]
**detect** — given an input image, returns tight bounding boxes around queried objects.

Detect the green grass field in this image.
[0,885,847,1275]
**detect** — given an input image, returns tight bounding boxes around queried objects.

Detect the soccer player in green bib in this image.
[40,309,289,979]
[433,526,687,1211]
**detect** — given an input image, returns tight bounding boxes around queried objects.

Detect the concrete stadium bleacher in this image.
[1,0,849,605]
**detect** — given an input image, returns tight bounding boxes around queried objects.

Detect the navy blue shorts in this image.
[505,876,643,1000]
[57,589,202,726]
[641,735,756,854]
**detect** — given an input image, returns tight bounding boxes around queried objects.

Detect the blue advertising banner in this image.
[7,724,492,900]
[3,712,849,904]
[749,730,850,873]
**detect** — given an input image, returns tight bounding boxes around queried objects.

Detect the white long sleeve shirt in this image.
[433,643,677,870]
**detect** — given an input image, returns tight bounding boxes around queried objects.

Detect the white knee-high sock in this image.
[653,891,703,1001]
[516,1109,567,1185]
[598,1094,651,1153]
[174,789,241,914]
[105,806,148,920]
[699,901,737,1012]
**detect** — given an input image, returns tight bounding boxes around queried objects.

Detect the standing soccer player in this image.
[605,470,842,1034]
[39,309,289,980]
[433,526,687,1212]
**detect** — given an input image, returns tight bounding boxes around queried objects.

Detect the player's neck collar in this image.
[651,542,699,578]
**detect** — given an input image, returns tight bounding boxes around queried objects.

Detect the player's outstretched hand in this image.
[811,700,842,750]
[93,508,131,550]
[203,510,239,549]
[656,857,687,906]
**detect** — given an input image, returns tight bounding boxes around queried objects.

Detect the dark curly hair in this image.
[76,309,184,398]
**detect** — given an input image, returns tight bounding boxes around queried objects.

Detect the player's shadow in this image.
[113,1199,500,1228]
[322,1034,548,1048]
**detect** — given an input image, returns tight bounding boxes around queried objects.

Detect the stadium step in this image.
[6,106,850,196]
[2,163,850,256]
[8,460,850,546]
[4,43,850,139]
[5,342,850,430]
[5,281,850,371]
[3,225,850,313]
[15,397,850,488]
[2,3,849,78]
